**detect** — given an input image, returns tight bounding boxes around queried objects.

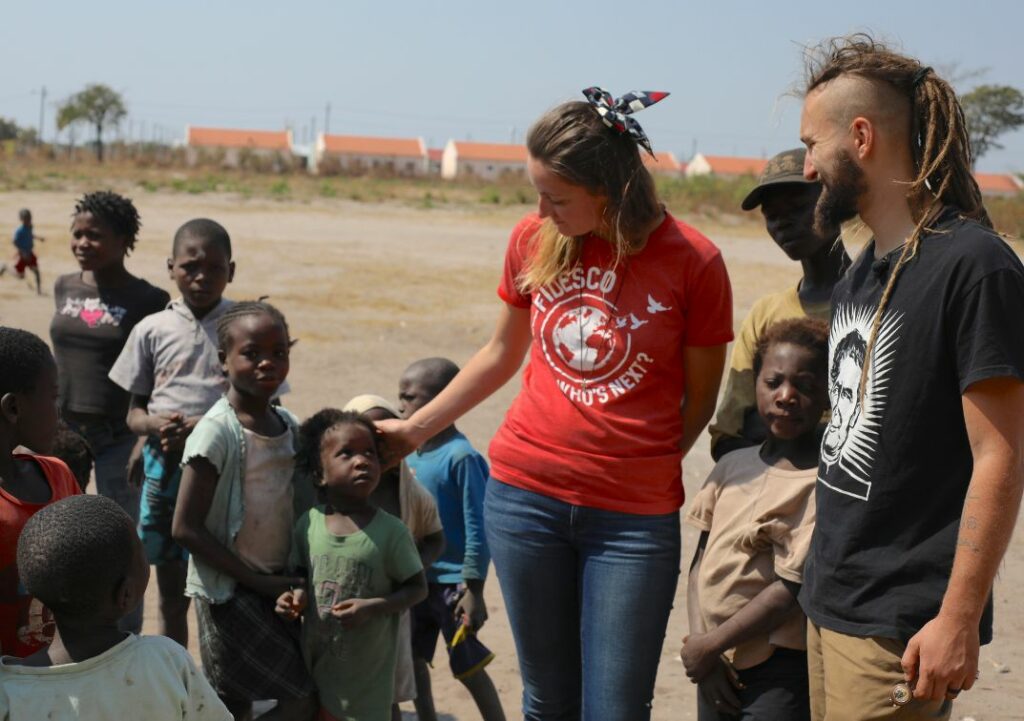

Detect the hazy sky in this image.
[2,0,1021,172]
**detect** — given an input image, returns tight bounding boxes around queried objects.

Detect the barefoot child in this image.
[1,495,230,720]
[172,301,315,721]
[398,358,505,721]
[343,394,446,720]
[0,328,81,658]
[681,318,829,721]
[279,409,427,721]
[109,218,236,647]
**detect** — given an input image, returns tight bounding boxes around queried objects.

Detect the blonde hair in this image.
[804,34,991,401]
[519,101,662,292]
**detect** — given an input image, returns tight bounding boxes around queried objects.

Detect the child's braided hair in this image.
[216,299,291,352]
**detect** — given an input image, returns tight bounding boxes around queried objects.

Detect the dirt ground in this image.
[2,190,1022,720]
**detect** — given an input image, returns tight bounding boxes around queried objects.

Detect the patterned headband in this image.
[582,86,669,157]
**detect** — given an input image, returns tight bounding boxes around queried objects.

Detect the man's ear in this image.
[850,116,874,161]
[166,257,174,279]
[227,261,236,283]
[0,392,19,424]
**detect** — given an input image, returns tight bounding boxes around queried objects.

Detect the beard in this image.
[814,149,866,237]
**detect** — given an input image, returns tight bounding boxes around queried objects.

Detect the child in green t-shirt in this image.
[278,410,427,721]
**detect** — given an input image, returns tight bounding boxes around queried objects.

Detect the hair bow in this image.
[582,87,669,157]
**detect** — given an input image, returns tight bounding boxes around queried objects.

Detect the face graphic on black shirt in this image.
[822,329,866,467]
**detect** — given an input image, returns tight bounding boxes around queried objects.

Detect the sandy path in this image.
[1,190,1020,719]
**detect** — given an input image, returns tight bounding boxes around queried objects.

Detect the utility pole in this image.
[311,116,316,144]
[37,86,47,144]
[324,103,331,135]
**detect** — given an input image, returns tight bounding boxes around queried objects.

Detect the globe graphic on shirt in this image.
[551,306,617,373]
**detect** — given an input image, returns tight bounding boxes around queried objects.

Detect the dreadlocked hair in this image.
[804,33,992,402]
[296,409,379,481]
[216,299,291,351]
[71,191,141,252]
[519,100,662,292]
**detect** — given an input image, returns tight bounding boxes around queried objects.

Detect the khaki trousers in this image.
[807,622,951,721]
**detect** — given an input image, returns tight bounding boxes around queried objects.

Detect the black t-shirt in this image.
[800,208,1024,644]
[50,272,170,419]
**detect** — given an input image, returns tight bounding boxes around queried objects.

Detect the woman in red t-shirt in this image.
[383,90,733,720]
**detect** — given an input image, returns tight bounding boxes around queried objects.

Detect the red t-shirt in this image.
[0,455,81,657]
[489,213,733,515]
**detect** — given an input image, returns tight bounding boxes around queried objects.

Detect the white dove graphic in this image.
[647,294,672,314]
[629,313,648,330]
[615,316,628,329]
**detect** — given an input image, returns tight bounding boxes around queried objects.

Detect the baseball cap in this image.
[740,148,818,211]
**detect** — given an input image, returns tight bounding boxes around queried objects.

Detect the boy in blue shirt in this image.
[399,357,505,721]
[3,209,45,294]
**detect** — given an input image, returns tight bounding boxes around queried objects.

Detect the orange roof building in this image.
[686,153,768,178]
[974,172,1022,197]
[184,125,294,169]
[186,126,292,151]
[642,151,682,175]
[313,133,427,175]
[441,140,528,180]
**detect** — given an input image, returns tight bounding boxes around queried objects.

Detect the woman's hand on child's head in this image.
[275,588,308,621]
[331,598,383,628]
[249,573,307,600]
[374,418,418,470]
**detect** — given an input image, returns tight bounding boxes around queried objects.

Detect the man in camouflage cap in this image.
[708,148,850,460]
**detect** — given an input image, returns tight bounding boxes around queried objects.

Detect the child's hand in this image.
[248,573,307,600]
[275,588,308,621]
[454,587,488,632]
[331,598,384,628]
[159,415,200,453]
[680,632,726,682]
[696,659,743,716]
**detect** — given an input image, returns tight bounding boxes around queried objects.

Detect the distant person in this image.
[280,409,428,721]
[50,190,169,636]
[397,359,505,721]
[1,209,45,293]
[108,218,236,648]
[343,394,446,721]
[380,88,731,719]
[0,328,80,659]
[682,318,829,721]
[50,422,94,492]
[0,494,230,721]
[171,301,316,721]
[709,148,848,461]
[798,35,1024,718]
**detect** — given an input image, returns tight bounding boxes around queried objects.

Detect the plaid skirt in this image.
[195,584,315,702]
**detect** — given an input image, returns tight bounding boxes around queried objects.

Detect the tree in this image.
[56,84,127,162]
[961,84,1024,167]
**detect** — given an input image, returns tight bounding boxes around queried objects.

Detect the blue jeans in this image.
[65,415,144,634]
[485,478,681,721]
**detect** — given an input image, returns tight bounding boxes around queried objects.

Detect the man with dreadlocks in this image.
[796,34,1024,720]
